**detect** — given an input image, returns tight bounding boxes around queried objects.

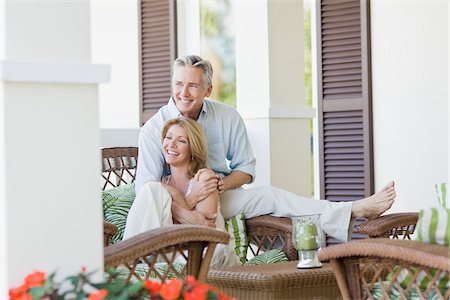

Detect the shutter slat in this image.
[325,136,362,142]
[325,159,364,165]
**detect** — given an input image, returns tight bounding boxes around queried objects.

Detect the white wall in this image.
[91,0,140,130]
[371,0,449,212]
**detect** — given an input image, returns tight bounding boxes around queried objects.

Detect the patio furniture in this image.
[318,212,450,299]
[357,212,419,239]
[207,261,341,300]
[318,238,450,300]
[101,147,296,284]
[101,147,297,260]
[101,147,229,282]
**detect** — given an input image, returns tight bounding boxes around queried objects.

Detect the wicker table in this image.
[208,261,341,300]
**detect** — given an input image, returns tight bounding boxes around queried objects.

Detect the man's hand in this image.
[218,170,252,193]
[185,168,219,209]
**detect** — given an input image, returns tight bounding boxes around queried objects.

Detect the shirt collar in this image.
[167,97,208,120]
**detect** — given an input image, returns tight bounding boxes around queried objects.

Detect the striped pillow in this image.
[435,183,449,209]
[224,213,248,264]
[416,207,450,246]
[388,207,450,292]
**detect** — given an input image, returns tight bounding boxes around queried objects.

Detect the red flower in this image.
[143,279,162,298]
[81,266,87,273]
[88,289,108,300]
[8,284,31,300]
[23,271,46,289]
[185,275,197,287]
[159,279,182,300]
[183,284,208,300]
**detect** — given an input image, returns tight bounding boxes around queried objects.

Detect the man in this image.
[136,55,396,242]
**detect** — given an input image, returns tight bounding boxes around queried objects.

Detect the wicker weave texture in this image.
[101,147,138,190]
[208,261,341,299]
[319,239,450,300]
[357,213,418,239]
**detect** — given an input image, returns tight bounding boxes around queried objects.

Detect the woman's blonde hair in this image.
[161,117,208,178]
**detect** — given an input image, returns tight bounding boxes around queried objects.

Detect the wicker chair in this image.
[318,239,450,300]
[101,147,296,284]
[319,213,450,300]
[357,212,419,240]
[101,147,229,282]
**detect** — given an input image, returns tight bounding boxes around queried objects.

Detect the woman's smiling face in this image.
[162,124,191,168]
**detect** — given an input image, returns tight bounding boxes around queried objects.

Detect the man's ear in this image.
[205,85,213,97]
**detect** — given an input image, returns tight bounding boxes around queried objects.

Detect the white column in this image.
[234,0,314,196]
[0,0,109,295]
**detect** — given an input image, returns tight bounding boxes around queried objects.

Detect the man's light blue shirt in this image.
[136,97,256,193]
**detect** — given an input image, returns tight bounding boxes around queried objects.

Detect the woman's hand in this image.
[171,201,217,228]
[185,168,219,209]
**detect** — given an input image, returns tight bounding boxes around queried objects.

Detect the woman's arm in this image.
[193,169,220,218]
[184,169,219,209]
[171,201,217,227]
[162,183,190,210]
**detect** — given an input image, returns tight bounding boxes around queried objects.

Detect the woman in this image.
[124,117,240,268]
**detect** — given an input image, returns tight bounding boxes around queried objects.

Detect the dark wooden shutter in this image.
[316,0,373,243]
[139,0,177,125]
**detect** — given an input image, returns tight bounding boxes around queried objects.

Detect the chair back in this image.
[101,147,138,190]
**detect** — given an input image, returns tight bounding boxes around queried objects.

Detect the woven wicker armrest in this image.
[357,212,418,239]
[318,239,450,267]
[103,221,118,247]
[318,239,450,300]
[246,215,297,260]
[104,224,229,282]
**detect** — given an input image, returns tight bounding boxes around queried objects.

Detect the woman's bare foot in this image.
[351,181,396,219]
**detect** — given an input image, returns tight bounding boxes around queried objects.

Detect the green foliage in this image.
[200,0,236,108]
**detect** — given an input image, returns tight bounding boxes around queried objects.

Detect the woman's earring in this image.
[191,155,194,160]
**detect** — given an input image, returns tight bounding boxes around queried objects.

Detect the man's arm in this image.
[135,119,165,193]
[218,170,252,193]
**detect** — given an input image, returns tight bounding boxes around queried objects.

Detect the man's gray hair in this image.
[173,55,213,89]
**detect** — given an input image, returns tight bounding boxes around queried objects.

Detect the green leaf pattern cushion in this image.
[244,249,289,266]
[102,183,136,244]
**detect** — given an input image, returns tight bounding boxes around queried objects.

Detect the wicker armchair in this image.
[357,212,419,239]
[318,238,450,300]
[101,147,229,282]
[318,213,450,299]
[101,147,296,283]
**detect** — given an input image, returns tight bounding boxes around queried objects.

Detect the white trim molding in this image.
[241,106,316,120]
[0,60,110,84]
[100,128,140,148]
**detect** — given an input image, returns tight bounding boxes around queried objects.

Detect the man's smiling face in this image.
[172,66,212,120]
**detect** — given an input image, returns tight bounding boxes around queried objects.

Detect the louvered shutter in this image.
[316,0,373,243]
[139,0,177,124]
